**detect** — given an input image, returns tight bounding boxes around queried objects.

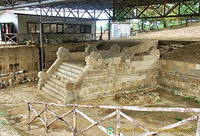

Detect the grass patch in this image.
[186,97,193,100]
[0,109,4,116]
[175,117,183,121]
[171,90,175,94]
[156,99,162,102]
[0,111,4,116]
[136,89,140,92]
[0,120,7,125]
[176,114,183,121]
[184,97,194,101]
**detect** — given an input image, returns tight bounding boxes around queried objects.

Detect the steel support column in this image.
[40,8,44,71]
[100,26,103,40]
[94,21,97,40]
[0,24,2,41]
[108,19,111,40]
[113,0,116,22]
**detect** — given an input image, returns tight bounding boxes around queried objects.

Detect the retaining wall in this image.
[159,60,200,98]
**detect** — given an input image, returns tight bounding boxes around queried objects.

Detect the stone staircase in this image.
[41,62,84,103]
[39,46,160,103]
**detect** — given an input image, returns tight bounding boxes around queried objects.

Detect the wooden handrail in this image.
[24,100,200,113]
[24,100,200,136]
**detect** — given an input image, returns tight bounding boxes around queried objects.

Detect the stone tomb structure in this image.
[38,41,200,103]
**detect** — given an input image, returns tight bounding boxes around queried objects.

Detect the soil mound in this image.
[161,42,200,63]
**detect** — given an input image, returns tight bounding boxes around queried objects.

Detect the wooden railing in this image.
[24,100,200,136]
[0,33,18,44]
[0,33,95,45]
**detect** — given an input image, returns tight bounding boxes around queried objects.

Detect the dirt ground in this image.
[0,115,20,136]
[131,23,200,41]
[161,42,200,64]
[0,83,200,136]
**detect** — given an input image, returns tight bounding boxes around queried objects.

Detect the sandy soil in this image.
[131,23,200,41]
[0,83,200,136]
[0,115,20,136]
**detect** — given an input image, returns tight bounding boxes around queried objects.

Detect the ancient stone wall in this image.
[0,46,39,87]
[77,53,160,101]
[79,58,200,102]
[0,46,40,74]
[44,43,86,63]
[38,43,200,103]
[158,60,200,98]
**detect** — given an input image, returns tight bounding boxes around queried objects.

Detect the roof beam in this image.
[0,0,72,10]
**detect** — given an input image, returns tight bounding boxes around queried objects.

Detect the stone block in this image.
[85,44,98,55]
[103,91,114,97]
[190,83,198,90]
[161,64,170,71]
[79,88,90,96]
[184,62,195,70]
[191,70,200,76]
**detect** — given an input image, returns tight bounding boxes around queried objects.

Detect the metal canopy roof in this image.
[0,0,199,20]
[0,0,194,10]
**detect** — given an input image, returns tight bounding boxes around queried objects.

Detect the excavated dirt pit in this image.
[0,83,199,136]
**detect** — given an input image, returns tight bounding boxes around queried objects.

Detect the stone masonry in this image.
[38,42,200,103]
[38,42,160,103]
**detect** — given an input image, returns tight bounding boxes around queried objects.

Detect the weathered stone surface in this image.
[110,44,121,57]
[66,82,75,90]
[85,51,105,69]
[64,91,75,103]
[8,79,13,86]
[149,47,160,58]
[38,44,200,104]
[121,40,158,59]
[85,44,98,55]
[38,71,48,89]
[57,47,70,61]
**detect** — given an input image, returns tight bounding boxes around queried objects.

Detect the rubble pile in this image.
[159,44,185,58]
[116,91,160,105]
[0,71,38,88]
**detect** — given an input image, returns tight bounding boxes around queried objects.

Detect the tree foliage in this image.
[114,2,200,31]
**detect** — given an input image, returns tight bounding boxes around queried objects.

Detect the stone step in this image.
[55,71,76,82]
[42,86,64,102]
[58,68,78,78]
[49,77,66,88]
[60,65,82,75]
[44,83,65,97]
[52,74,66,82]
[62,62,84,71]
[46,80,66,93]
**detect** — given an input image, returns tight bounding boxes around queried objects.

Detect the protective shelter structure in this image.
[0,10,96,44]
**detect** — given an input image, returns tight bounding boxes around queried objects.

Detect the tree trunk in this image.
[163,21,167,28]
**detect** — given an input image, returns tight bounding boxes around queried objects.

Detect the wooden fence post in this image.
[45,104,48,133]
[196,113,200,136]
[73,106,77,136]
[28,103,31,130]
[24,100,200,136]
[116,109,120,136]
[4,34,7,45]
